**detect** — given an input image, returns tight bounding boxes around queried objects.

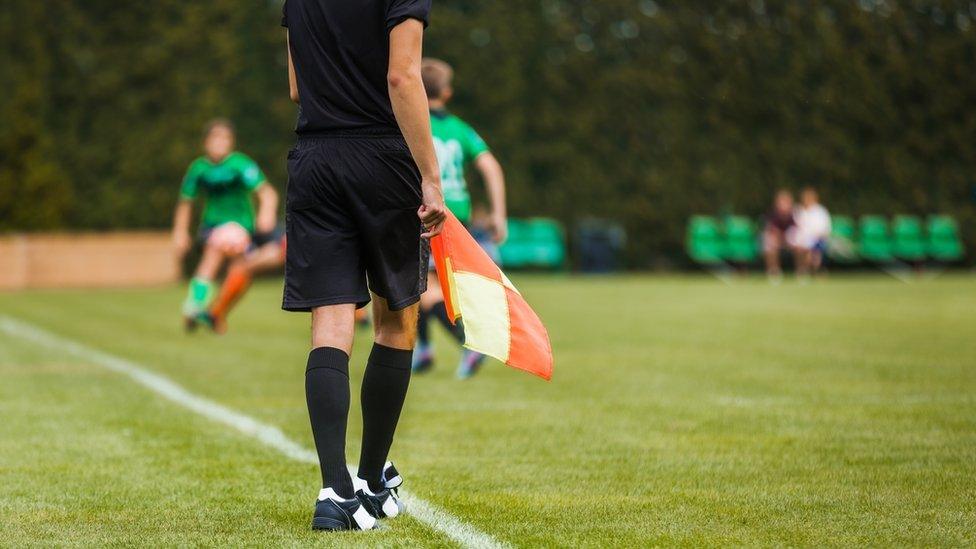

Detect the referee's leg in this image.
[372,296,419,350]
[357,296,417,491]
[305,304,358,498]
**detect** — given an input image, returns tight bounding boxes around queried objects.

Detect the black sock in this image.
[305,347,354,499]
[417,307,430,346]
[430,301,465,343]
[358,344,412,493]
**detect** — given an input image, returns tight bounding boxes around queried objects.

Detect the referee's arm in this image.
[387,19,446,237]
[286,33,299,104]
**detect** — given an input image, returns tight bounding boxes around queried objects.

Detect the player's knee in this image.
[207,223,251,257]
[421,278,444,309]
[419,289,440,310]
[203,236,221,253]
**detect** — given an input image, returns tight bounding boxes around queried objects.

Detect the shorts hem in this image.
[282,294,371,313]
[382,294,422,312]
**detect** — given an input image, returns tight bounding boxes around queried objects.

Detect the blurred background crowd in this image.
[2,0,975,271]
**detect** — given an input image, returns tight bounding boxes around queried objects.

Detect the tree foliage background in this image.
[2,0,975,266]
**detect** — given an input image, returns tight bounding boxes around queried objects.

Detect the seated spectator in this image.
[791,187,832,276]
[763,190,797,280]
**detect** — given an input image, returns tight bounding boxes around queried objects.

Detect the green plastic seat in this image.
[858,216,894,262]
[524,219,567,268]
[927,215,964,262]
[500,219,531,269]
[892,215,927,261]
[828,215,858,263]
[686,216,724,265]
[723,216,758,263]
[499,218,566,269]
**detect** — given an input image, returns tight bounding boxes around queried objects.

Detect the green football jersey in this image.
[430,110,489,223]
[180,152,267,233]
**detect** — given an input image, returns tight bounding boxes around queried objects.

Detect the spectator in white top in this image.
[789,187,832,276]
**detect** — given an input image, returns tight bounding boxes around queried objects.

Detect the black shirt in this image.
[282,0,431,135]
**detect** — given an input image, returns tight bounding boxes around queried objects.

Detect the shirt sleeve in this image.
[386,0,431,31]
[236,154,268,191]
[461,124,490,164]
[179,161,202,200]
[281,0,288,28]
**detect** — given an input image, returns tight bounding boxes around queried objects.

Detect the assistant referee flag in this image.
[431,212,554,381]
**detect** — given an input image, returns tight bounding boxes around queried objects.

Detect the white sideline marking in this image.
[0,316,509,549]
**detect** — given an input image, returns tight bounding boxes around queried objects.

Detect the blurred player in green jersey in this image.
[414,58,508,379]
[171,119,279,332]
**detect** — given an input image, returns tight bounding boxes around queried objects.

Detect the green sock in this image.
[182,277,215,316]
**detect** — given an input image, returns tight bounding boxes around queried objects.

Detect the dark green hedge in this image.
[3,1,975,266]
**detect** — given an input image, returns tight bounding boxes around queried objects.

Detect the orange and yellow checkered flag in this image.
[431,212,553,381]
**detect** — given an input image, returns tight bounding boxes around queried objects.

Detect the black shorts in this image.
[252,225,286,248]
[198,225,285,250]
[282,132,429,312]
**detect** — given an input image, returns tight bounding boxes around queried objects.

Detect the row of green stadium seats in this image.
[831,215,964,263]
[686,214,965,265]
[686,216,759,264]
[499,218,567,269]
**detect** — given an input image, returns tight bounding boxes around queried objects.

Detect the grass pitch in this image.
[1,275,975,547]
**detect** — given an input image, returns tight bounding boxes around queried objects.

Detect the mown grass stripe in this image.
[0,315,510,549]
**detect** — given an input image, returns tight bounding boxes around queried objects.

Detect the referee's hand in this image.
[419,179,447,239]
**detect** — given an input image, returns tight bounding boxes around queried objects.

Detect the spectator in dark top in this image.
[763,189,798,281]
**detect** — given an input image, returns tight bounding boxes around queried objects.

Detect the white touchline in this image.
[0,316,511,549]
